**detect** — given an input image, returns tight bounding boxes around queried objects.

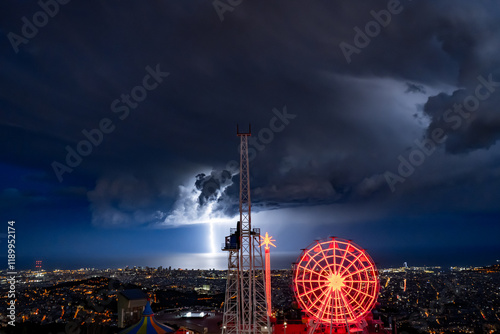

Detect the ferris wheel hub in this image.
[327,273,345,291]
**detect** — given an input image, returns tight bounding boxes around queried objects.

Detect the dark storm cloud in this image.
[405,83,426,94]
[423,79,500,154]
[195,170,233,206]
[1,0,500,230]
[417,1,500,154]
[87,174,164,227]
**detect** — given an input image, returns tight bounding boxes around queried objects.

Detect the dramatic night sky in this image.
[1,1,500,270]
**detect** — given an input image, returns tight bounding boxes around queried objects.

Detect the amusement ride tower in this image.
[222,125,271,334]
[260,232,276,317]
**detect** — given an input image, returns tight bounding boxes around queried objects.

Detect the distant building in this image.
[194,285,211,294]
[118,289,148,328]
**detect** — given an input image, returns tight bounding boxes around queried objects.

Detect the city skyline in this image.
[2,265,499,332]
[1,1,500,271]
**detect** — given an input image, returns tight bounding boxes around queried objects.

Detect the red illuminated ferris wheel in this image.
[294,238,379,332]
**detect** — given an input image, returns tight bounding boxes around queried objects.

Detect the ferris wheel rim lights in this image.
[293,237,380,326]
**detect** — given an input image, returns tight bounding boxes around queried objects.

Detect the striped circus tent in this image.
[120,300,175,334]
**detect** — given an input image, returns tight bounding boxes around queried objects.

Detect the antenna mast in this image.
[222,124,270,334]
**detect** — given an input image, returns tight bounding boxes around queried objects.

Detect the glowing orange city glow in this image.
[293,238,379,327]
[74,307,81,319]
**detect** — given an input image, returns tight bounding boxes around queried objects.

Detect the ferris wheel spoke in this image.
[343,278,374,283]
[301,283,328,297]
[341,281,369,313]
[315,287,333,321]
[314,241,327,258]
[336,245,350,275]
[345,292,365,313]
[338,288,357,321]
[297,273,330,285]
[343,285,374,300]
[330,240,338,275]
[336,241,355,275]
[303,279,331,285]
[314,241,336,272]
[306,285,331,319]
[299,264,331,280]
[339,252,365,277]
[299,255,332,279]
[343,283,375,307]
[342,285,368,312]
[343,280,376,289]
[306,254,334,278]
[333,288,343,321]
[342,265,373,280]
[302,283,329,295]
[299,266,328,280]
